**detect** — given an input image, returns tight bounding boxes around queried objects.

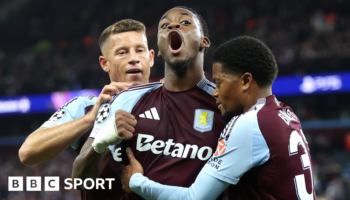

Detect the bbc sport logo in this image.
[8,176,115,191]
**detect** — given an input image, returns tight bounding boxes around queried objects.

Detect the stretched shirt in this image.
[129,95,316,200]
[40,95,124,200]
[91,78,227,200]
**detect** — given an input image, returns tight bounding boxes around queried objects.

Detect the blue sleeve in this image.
[39,96,97,149]
[202,112,270,185]
[90,83,162,156]
[130,171,229,200]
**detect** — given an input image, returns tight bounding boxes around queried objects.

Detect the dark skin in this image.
[158,8,210,91]
[212,63,272,117]
[72,110,136,190]
[72,7,211,191]
[121,62,273,193]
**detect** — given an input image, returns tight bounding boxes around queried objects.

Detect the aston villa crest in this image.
[193,109,214,133]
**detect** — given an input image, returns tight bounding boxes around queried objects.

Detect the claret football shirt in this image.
[91,77,227,200]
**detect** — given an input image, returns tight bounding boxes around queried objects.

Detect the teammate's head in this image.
[157,6,210,78]
[212,36,278,121]
[99,19,154,85]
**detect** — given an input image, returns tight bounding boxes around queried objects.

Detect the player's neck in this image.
[244,87,272,113]
[163,59,204,92]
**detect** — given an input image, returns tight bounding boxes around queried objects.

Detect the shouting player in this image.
[73,6,226,200]
[19,19,154,200]
[122,36,316,200]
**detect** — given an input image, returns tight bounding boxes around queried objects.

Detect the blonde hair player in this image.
[19,19,154,200]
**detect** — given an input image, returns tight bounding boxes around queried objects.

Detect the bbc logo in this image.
[8,176,59,191]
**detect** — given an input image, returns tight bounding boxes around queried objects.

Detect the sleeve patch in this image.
[95,104,110,124]
[48,109,66,122]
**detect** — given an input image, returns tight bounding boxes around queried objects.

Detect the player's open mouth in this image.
[126,68,142,75]
[169,31,183,54]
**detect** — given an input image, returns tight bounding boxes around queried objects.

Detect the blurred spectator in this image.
[1,0,350,199]
[0,147,79,200]
[2,0,350,96]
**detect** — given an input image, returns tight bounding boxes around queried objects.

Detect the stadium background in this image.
[1,0,350,199]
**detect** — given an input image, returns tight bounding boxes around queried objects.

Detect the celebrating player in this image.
[19,19,154,200]
[122,36,316,200]
[73,6,227,200]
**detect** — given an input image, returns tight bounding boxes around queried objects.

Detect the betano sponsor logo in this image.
[136,133,213,161]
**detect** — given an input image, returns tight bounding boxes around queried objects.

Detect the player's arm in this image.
[131,172,228,200]
[71,138,112,190]
[71,109,136,188]
[18,83,130,166]
[122,147,228,200]
[122,115,270,200]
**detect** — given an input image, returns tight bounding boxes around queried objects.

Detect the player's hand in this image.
[160,78,165,84]
[114,110,137,140]
[92,110,136,153]
[121,147,144,193]
[88,82,133,122]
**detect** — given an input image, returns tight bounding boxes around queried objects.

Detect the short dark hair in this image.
[99,19,146,50]
[213,36,278,87]
[174,6,209,39]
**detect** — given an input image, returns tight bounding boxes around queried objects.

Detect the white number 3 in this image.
[289,129,315,200]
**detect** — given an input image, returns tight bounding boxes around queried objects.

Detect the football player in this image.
[19,19,154,200]
[72,6,227,200]
[122,36,316,200]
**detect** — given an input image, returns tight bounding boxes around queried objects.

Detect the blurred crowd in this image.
[1,0,350,96]
[306,131,350,200]
[1,0,350,199]
[0,146,80,200]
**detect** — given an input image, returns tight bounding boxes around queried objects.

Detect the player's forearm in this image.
[19,115,95,166]
[130,171,228,200]
[72,139,110,182]
[130,173,189,200]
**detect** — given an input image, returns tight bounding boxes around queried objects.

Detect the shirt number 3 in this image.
[289,129,315,200]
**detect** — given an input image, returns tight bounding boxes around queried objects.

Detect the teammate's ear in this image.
[241,73,253,91]
[200,37,210,49]
[149,49,155,67]
[99,56,110,73]
[157,50,161,57]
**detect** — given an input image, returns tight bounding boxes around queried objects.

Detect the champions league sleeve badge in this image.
[96,104,110,124]
[193,109,214,133]
[48,109,66,122]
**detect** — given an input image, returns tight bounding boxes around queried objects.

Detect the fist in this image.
[115,110,137,140]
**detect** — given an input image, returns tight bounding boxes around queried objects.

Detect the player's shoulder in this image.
[62,95,96,108]
[59,95,96,115]
[124,82,163,93]
[220,96,277,140]
[256,95,300,127]
[110,82,162,103]
[106,82,162,114]
[197,77,216,96]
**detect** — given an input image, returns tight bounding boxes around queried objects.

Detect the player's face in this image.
[157,8,204,64]
[212,63,245,122]
[101,31,154,85]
